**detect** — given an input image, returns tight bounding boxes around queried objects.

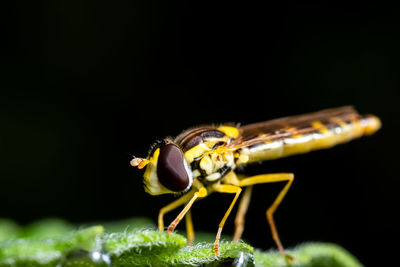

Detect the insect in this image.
[130,106,381,260]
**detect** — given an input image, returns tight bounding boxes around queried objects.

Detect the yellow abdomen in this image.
[240,115,381,164]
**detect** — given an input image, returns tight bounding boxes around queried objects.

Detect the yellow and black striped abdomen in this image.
[236,109,381,165]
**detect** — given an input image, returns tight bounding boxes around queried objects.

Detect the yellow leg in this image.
[167,187,207,234]
[238,173,294,261]
[185,210,195,246]
[233,185,253,242]
[212,184,242,256]
[158,191,195,232]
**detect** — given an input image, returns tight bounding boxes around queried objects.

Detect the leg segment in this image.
[212,184,242,256]
[185,209,195,246]
[158,191,195,232]
[233,185,253,242]
[238,173,294,261]
[167,187,207,234]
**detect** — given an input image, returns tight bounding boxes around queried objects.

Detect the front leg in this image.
[167,187,207,234]
[185,209,195,246]
[158,191,195,232]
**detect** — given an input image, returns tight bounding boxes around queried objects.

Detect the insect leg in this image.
[238,173,294,261]
[158,191,195,232]
[212,184,242,256]
[167,187,207,234]
[233,185,253,242]
[185,210,195,246]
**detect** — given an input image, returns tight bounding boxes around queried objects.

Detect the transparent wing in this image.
[230,106,361,149]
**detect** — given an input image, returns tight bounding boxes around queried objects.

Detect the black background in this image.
[1,1,399,266]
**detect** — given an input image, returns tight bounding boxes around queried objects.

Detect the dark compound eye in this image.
[157,144,190,192]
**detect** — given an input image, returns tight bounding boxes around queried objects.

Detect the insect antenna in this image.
[130,156,149,169]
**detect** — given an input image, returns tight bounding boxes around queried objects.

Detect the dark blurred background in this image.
[1,1,399,265]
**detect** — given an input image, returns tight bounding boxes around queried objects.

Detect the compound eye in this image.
[157,144,190,192]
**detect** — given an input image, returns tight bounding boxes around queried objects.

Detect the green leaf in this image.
[104,230,187,266]
[23,218,74,239]
[97,217,155,233]
[254,242,363,267]
[0,219,20,242]
[0,218,364,267]
[0,226,104,267]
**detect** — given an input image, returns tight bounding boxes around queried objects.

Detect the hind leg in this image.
[238,173,294,261]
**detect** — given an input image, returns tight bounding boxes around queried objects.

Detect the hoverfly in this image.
[130,106,381,260]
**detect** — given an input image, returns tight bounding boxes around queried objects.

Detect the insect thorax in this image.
[176,126,239,184]
[191,149,236,184]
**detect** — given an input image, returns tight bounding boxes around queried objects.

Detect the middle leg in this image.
[233,185,253,242]
[212,183,242,256]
